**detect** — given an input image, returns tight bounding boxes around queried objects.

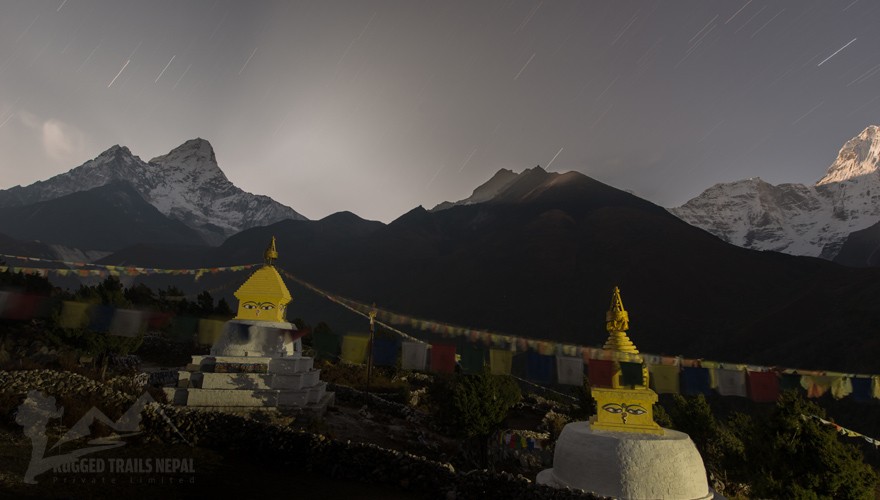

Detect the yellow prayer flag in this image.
[489,349,513,375]
[831,376,853,400]
[340,335,370,364]
[537,341,556,356]
[59,301,90,329]
[649,364,680,394]
[197,319,226,346]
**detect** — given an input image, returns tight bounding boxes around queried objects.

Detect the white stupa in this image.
[537,288,712,499]
[165,237,333,413]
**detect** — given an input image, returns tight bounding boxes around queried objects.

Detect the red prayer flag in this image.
[430,343,456,374]
[3,293,40,320]
[588,359,615,388]
[747,371,780,403]
[148,311,173,329]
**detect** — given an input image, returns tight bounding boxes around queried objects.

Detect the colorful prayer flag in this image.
[460,344,486,373]
[831,376,853,400]
[649,364,680,394]
[401,341,428,371]
[340,335,370,364]
[556,356,584,386]
[88,304,115,333]
[747,371,780,402]
[59,301,90,329]
[526,352,554,384]
[851,377,872,402]
[681,367,712,396]
[312,328,340,361]
[197,318,226,345]
[489,349,513,375]
[715,368,748,397]
[110,309,145,337]
[588,359,615,388]
[800,375,833,398]
[619,361,644,386]
[371,338,398,367]
[169,315,198,343]
[430,343,456,374]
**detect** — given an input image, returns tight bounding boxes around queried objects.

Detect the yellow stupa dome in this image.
[233,237,292,322]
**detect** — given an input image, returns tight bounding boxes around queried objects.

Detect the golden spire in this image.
[603,286,639,354]
[264,236,279,266]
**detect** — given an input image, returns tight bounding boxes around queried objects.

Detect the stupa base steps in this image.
[178,370,322,390]
[163,384,333,408]
[167,354,333,415]
[186,355,315,374]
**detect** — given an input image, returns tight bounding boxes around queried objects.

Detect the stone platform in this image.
[537,422,713,499]
[164,319,334,415]
[164,354,334,413]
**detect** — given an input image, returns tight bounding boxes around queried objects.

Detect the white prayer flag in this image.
[556,356,584,386]
[401,341,428,370]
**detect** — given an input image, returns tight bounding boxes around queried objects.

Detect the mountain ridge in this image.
[671,125,880,260]
[0,139,306,246]
[97,168,880,372]
[0,181,205,251]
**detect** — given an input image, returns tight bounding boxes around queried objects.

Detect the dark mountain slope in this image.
[100,169,880,371]
[0,182,205,251]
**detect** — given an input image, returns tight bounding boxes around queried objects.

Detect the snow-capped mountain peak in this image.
[816,125,880,186]
[150,138,217,170]
[0,139,306,245]
[672,125,880,260]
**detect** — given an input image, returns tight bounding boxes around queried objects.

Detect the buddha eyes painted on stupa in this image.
[242,301,276,311]
[602,403,647,423]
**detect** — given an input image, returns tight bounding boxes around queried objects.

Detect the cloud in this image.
[18,112,86,162]
[41,119,85,161]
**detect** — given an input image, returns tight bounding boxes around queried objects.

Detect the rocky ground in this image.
[0,322,596,498]
[0,368,599,499]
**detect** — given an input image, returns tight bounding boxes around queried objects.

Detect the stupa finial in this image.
[606,286,629,333]
[602,286,638,354]
[264,236,278,266]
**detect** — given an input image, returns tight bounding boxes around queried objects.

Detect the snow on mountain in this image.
[146,139,306,243]
[671,125,880,259]
[0,138,306,245]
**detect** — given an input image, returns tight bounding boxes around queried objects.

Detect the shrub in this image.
[732,391,878,499]
[429,369,521,438]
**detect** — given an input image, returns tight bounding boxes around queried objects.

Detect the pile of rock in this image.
[0,336,61,366]
[0,369,140,417]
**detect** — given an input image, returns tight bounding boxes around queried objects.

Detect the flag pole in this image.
[366,304,376,394]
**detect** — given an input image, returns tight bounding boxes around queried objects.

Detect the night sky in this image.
[1,0,878,222]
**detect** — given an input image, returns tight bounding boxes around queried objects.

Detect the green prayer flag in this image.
[313,329,339,361]
[460,344,486,373]
[620,361,644,386]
